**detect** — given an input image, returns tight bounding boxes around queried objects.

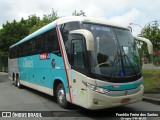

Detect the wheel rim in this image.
[58,88,65,104]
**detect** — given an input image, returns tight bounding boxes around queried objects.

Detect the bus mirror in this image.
[134,37,153,54]
[69,29,94,51]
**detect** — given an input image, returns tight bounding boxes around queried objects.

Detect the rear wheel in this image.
[56,83,69,108]
[16,75,22,89]
[12,74,15,82]
[13,74,17,86]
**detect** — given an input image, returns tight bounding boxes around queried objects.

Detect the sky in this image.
[0,0,160,36]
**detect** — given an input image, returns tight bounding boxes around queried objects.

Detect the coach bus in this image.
[8,16,153,110]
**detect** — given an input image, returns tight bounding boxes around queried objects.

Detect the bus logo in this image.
[23,59,33,68]
[40,53,50,60]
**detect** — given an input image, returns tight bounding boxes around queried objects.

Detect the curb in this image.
[143,96,160,105]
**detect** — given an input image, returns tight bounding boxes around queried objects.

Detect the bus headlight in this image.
[87,83,96,91]
[87,83,109,94]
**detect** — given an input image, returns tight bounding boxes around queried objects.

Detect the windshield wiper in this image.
[110,44,123,80]
[121,47,137,76]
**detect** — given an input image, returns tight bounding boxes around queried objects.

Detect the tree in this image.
[0,9,87,68]
[140,21,160,54]
[72,10,86,16]
[42,8,58,23]
[0,15,40,66]
[139,21,160,63]
[29,9,59,34]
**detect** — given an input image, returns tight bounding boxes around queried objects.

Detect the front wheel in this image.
[56,83,69,108]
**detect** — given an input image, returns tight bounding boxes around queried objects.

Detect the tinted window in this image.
[60,22,81,42]
[9,28,60,59]
[72,40,85,69]
[9,47,14,59]
[44,29,60,53]
[60,22,81,64]
[35,35,44,54]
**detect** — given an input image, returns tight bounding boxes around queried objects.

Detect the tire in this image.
[56,83,69,108]
[13,74,17,86]
[12,74,15,82]
[16,75,22,89]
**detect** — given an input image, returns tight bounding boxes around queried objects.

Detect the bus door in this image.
[70,39,88,107]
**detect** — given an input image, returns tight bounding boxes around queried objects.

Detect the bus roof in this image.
[10,16,128,48]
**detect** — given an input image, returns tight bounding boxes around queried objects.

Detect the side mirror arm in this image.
[134,37,153,54]
[69,29,94,51]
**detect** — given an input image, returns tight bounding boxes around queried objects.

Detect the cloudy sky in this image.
[0,0,160,36]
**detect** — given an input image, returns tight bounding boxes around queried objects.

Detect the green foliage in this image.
[0,9,86,67]
[72,10,86,16]
[0,19,29,58]
[0,9,58,60]
[143,69,160,93]
[153,56,160,66]
[29,9,59,34]
[140,21,160,53]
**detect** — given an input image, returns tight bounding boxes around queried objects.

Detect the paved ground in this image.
[144,94,160,99]
[0,73,160,120]
[142,64,160,105]
[143,94,160,106]
[142,63,160,69]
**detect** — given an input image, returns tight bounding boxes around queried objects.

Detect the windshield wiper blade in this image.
[110,46,122,80]
[122,47,137,76]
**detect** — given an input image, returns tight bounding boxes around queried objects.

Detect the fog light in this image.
[93,99,98,105]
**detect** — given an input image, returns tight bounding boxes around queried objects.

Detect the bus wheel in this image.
[12,74,15,82]
[56,83,68,108]
[13,74,16,86]
[16,75,21,89]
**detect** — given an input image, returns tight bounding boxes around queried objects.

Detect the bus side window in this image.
[45,29,54,53]
[53,29,61,56]
[43,28,61,55]
[25,41,31,56]
[35,35,43,54]
[53,30,60,51]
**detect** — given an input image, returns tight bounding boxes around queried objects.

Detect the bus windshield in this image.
[83,23,141,79]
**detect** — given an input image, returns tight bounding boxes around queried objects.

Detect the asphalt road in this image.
[0,73,160,120]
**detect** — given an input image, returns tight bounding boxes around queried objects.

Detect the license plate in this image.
[121,98,130,104]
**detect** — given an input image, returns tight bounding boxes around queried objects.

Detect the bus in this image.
[8,16,153,110]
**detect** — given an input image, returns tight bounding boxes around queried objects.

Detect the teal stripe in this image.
[101,81,143,91]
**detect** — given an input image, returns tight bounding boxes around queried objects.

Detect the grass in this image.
[143,69,160,93]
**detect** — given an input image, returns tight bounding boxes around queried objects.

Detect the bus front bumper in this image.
[86,85,144,110]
